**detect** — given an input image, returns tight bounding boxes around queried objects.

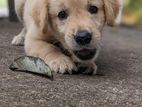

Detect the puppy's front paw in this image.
[12,35,24,46]
[45,55,77,74]
[83,63,98,75]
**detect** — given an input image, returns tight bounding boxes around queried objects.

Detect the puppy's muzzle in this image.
[74,31,92,45]
[73,31,96,60]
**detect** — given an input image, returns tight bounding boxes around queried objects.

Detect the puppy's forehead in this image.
[49,0,103,11]
[49,0,87,6]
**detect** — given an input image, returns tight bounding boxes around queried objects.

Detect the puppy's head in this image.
[33,0,122,62]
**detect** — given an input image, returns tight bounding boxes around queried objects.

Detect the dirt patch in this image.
[0,21,142,107]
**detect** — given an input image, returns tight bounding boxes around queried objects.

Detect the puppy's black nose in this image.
[75,31,92,45]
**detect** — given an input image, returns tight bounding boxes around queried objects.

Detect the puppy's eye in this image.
[58,10,68,20]
[88,5,98,14]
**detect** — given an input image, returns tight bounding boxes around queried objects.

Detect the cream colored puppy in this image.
[12,0,123,74]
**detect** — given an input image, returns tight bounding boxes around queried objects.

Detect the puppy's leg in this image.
[91,63,98,75]
[82,62,98,75]
[12,28,26,45]
[25,32,76,74]
[77,62,98,75]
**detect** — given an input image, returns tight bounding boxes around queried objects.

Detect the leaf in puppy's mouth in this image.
[9,56,53,79]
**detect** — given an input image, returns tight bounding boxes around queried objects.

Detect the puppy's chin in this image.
[73,48,97,61]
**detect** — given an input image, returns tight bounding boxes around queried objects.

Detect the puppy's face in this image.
[47,0,120,62]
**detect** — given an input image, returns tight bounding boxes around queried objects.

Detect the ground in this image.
[0,20,142,107]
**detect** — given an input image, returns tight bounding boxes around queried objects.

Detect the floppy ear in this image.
[32,0,49,34]
[103,0,123,26]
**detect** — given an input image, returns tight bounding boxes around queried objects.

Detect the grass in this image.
[124,0,142,25]
[0,0,7,8]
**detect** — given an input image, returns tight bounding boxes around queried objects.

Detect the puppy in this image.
[12,0,123,74]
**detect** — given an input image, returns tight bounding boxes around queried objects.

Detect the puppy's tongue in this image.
[74,48,96,60]
[78,49,91,56]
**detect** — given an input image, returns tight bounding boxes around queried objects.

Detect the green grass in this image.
[125,0,142,24]
[0,0,7,8]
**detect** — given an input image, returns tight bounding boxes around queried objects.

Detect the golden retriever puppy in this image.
[12,0,123,74]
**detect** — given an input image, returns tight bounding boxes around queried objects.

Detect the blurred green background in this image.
[123,0,142,26]
[0,0,7,8]
[0,0,142,26]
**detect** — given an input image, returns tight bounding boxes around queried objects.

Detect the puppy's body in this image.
[12,0,123,74]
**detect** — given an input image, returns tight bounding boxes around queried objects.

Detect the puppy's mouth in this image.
[74,48,97,60]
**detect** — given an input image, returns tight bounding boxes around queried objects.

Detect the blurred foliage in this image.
[123,0,142,26]
[0,0,7,8]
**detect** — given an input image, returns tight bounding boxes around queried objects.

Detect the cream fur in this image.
[12,0,123,74]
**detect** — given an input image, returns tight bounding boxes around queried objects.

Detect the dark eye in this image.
[58,10,68,20]
[88,5,98,14]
